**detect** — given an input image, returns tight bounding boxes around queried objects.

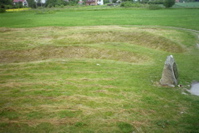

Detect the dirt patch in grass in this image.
[0,46,147,63]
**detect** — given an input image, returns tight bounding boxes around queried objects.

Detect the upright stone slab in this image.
[196,44,199,49]
[160,55,178,87]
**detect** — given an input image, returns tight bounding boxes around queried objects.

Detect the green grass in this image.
[0,8,199,30]
[0,7,199,133]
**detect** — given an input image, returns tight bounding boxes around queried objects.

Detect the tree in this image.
[46,0,56,7]
[163,0,175,8]
[0,0,13,10]
[27,0,37,8]
[0,4,6,13]
[0,0,12,5]
[56,0,65,5]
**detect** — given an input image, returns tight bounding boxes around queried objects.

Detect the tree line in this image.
[0,0,198,10]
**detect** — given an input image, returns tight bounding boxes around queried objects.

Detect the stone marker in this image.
[196,44,199,49]
[160,55,178,87]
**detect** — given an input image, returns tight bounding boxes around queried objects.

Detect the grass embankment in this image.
[0,26,199,132]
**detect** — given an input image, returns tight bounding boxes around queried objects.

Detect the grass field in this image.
[0,8,199,30]
[0,7,199,133]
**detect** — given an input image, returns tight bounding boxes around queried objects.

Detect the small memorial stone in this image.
[196,44,199,49]
[160,55,178,87]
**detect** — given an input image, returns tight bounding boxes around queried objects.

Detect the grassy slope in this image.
[0,8,199,133]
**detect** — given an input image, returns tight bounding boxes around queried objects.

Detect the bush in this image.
[35,8,55,14]
[107,3,115,6]
[17,2,23,8]
[147,1,164,4]
[47,3,54,8]
[55,5,60,8]
[163,0,175,8]
[120,1,142,7]
[60,4,64,8]
[0,8,6,13]
[0,5,6,13]
[148,4,162,10]
[5,5,13,9]
[68,1,78,6]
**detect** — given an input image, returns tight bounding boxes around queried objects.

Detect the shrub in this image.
[120,1,142,7]
[0,5,6,13]
[47,3,54,8]
[60,4,64,8]
[147,1,164,4]
[5,5,13,9]
[55,5,60,8]
[0,8,6,13]
[17,2,23,8]
[68,1,78,6]
[163,0,175,8]
[35,8,55,14]
[107,3,115,6]
[148,4,162,10]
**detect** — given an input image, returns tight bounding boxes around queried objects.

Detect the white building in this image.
[13,0,28,6]
[97,0,104,5]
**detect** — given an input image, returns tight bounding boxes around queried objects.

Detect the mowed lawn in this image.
[0,7,199,133]
[0,8,199,30]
